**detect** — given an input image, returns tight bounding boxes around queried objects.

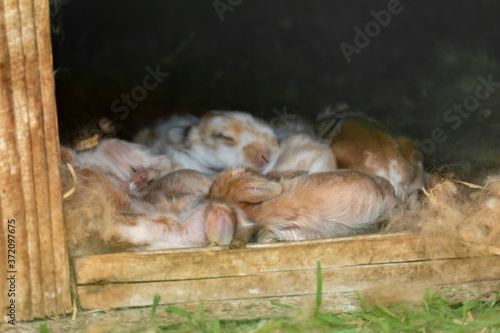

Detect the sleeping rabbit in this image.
[207,167,400,244]
[264,133,337,174]
[133,111,279,173]
[133,113,199,152]
[317,110,426,209]
[74,138,181,191]
[61,146,250,256]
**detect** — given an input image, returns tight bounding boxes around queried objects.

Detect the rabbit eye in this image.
[214,133,234,143]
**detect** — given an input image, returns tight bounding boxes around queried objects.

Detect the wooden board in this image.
[73,233,471,284]
[73,233,500,316]
[0,0,71,322]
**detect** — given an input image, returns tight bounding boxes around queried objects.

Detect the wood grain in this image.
[77,255,500,309]
[0,0,71,321]
[34,0,71,317]
[74,233,471,284]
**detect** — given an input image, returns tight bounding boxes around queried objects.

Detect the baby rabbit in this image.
[317,110,425,209]
[208,167,399,243]
[128,169,216,213]
[269,112,316,142]
[133,114,199,153]
[75,138,181,191]
[126,168,254,248]
[61,147,248,256]
[264,134,337,174]
[134,111,278,173]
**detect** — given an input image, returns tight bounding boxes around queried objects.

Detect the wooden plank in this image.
[19,0,55,317]
[0,0,32,321]
[76,256,500,310]
[0,0,71,321]
[33,0,71,316]
[6,0,46,318]
[74,233,471,284]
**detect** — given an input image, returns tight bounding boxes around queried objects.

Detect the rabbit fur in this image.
[208,167,400,243]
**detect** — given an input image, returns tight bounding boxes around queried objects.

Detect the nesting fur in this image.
[386,174,500,260]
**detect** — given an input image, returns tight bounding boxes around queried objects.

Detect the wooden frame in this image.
[72,233,500,319]
[1,0,499,325]
[1,0,71,322]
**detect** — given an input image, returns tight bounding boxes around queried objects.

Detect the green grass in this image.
[41,262,500,332]
[146,262,500,333]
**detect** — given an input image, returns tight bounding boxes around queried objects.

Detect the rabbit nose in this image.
[243,144,273,170]
[263,147,275,163]
[252,152,271,170]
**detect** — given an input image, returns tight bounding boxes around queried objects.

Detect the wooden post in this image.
[0,0,72,323]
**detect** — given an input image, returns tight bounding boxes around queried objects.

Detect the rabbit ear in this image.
[205,203,235,246]
[234,176,283,204]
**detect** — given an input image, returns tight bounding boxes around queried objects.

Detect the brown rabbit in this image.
[207,167,399,243]
[317,111,425,209]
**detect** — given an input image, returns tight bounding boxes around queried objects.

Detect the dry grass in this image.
[386,172,500,258]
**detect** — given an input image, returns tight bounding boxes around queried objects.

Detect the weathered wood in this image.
[33,0,71,316]
[0,0,71,322]
[74,233,473,284]
[6,0,44,319]
[0,0,32,321]
[76,255,500,310]
[74,232,500,315]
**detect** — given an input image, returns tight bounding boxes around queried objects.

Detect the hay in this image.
[362,173,500,306]
[386,173,499,279]
[62,162,77,199]
[389,172,500,250]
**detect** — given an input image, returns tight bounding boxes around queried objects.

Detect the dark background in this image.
[51,0,500,181]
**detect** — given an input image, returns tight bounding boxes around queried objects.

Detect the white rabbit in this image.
[133,114,199,153]
[61,147,251,256]
[134,111,278,173]
[264,134,337,174]
[207,167,399,243]
[75,138,181,191]
[317,110,426,209]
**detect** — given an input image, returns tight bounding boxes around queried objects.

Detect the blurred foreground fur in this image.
[362,284,427,309]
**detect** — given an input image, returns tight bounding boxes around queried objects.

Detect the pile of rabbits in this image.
[62,109,427,256]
